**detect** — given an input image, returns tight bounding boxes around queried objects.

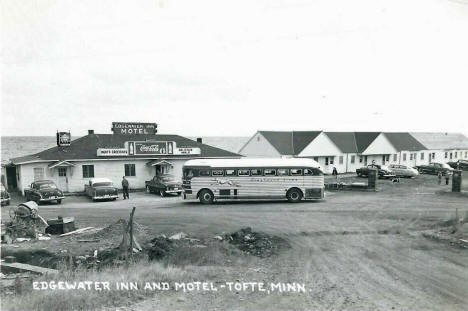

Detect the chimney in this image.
[196,137,202,144]
[88,130,94,135]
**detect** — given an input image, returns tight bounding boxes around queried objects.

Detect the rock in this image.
[169,232,187,240]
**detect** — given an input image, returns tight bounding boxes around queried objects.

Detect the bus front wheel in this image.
[199,189,214,204]
[287,188,303,203]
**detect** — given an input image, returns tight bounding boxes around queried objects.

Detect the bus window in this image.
[264,169,276,176]
[251,169,262,176]
[183,169,194,179]
[290,168,302,176]
[225,169,236,176]
[304,168,323,176]
[199,170,211,176]
[277,169,289,176]
[238,169,250,176]
[212,170,224,176]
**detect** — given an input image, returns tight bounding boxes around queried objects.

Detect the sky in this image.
[2,0,468,137]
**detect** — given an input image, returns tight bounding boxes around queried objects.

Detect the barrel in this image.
[368,169,378,190]
[452,170,462,192]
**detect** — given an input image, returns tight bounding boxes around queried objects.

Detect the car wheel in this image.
[199,189,214,204]
[57,199,62,204]
[287,188,303,203]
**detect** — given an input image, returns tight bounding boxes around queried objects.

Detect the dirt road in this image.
[2,175,468,310]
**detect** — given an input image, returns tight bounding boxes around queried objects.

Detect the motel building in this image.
[3,122,240,195]
[239,131,468,174]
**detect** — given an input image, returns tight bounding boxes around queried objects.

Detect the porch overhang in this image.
[48,160,76,169]
[146,160,174,167]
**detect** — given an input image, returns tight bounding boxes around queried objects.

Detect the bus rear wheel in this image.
[199,189,214,204]
[287,188,303,203]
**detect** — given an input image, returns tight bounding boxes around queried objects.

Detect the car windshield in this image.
[93,182,112,187]
[381,165,390,170]
[39,183,57,189]
[159,175,175,182]
[441,163,451,169]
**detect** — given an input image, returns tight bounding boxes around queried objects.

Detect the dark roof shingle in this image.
[384,132,427,151]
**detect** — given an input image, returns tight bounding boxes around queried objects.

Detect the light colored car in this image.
[84,178,119,201]
[388,164,419,178]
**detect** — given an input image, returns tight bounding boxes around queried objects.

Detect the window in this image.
[212,170,224,176]
[364,156,368,164]
[264,169,276,176]
[450,153,453,159]
[339,156,344,164]
[304,168,323,176]
[251,169,262,176]
[465,151,467,158]
[351,155,355,164]
[432,153,435,160]
[325,157,329,166]
[393,154,397,162]
[329,157,334,165]
[82,165,94,178]
[403,153,407,161]
[33,168,44,181]
[225,169,236,176]
[238,169,250,176]
[124,164,136,177]
[290,168,302,176]
[455,152,457,158]
[199,170,211,176]
[277,169,289,176]
[410,154,413,161]
[386,155,390,162]
[58,167,67,177]
[359,156,363,163]
[445,152,448,159]
[420,153,424,160]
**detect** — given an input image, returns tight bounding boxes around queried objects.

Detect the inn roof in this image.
[10,133,240,164]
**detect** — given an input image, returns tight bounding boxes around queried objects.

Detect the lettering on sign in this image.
[112,122,158,135]
[97,148,129,156]
[57,132,71,146]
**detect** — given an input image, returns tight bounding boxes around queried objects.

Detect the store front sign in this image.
[57,132,71,146]
[174,147,201,155]
[97,148,129,156]
[112,122,157,135]
[128,141,201,156]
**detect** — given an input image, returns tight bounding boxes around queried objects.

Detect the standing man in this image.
[437,171,442,185]
[332,167,338,180]
[445,172,450,186]
[122,176,129,200]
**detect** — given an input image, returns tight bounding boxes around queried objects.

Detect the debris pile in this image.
[2,202,48,243]
[222,227,290,258]
[423,213,468,248]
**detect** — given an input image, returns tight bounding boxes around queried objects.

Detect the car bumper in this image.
[39,196,65,202]
[164,189,183,195]
[92,195,118,200]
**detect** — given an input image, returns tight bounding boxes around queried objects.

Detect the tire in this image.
[287,188,303,203]
[199,189,214,204]
[57,199,62,204]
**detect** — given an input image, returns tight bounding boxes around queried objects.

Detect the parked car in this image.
[1,184,10,206]
[24,180,65,204]
[387,164,419,178]
[416,162,454,175]
[145,174,183,196]
[356,164,395,179]
[84,178,119,201]
[447,160,468,171]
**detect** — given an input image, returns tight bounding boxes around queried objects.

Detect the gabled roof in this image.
[410,132,468,150]
[258,131,322,155]
[258,131,294,155]
[10,133,240,164]
[384,132,427,151]
[353,132,381,153]
[324,132,358,153]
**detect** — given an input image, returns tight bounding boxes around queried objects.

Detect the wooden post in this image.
[129,207,136,260]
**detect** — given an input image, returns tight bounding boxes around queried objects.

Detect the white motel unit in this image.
[239,131,468,174]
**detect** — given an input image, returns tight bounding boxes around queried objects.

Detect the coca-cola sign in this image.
[130,142,172,155]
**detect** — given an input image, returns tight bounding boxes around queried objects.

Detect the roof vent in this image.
[196,138,202,144]
[88,130,94,135]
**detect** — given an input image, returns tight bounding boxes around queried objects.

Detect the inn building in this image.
[4,123,240,195]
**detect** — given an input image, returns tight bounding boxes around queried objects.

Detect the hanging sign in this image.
[57,132,71,146]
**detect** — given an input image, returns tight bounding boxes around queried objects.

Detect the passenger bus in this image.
[182,158,324,204]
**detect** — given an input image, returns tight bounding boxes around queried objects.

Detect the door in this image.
[382,155,386,165]
[58,167,69,192]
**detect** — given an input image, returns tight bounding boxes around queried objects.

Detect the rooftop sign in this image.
[112,122,157,135]
[97,141,201,156]
[57,132,71,146]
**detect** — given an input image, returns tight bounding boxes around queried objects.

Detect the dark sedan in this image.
[447,160,468,171]
[145,174,183,196]
[356,164,395,179]
[24,180,65,204]
[416,162,454,175]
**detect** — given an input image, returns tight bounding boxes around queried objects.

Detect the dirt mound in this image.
[81,219,148,241]
[224,227,290,258]
[147,236,175,261]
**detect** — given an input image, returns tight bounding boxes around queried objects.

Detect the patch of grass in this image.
[1,261,206,311]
